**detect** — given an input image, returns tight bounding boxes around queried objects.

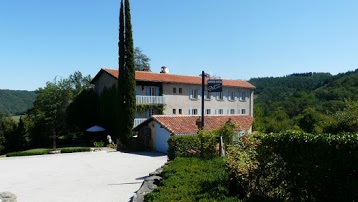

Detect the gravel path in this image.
[0,151,167,202]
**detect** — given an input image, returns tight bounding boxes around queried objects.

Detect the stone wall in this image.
[132,162,170,202]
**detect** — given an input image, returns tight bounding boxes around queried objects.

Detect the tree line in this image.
[0,90,36,115]
[251,69,358,134]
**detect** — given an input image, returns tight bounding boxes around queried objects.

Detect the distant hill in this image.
[250,69,358,133]
[0,90,37,115]
[249,72,332,103]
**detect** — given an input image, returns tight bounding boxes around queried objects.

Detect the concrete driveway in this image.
[0,151,167,202]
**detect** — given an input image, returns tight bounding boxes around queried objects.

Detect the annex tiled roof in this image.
[134,115,253,135]
[92,68,255,89]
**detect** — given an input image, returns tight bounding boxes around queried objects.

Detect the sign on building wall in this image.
[207,79,223,92]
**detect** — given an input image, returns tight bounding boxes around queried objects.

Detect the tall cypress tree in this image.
[117,0,135,145]
[117,0,125,143]
[123,0,136,143]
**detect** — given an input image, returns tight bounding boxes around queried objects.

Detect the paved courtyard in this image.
[0,151,167,202]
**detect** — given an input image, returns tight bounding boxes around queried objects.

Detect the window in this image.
[179,109,182,114]
[149,87,156,96]
[218,109,224,114]
[173,109,176,114]
[193,89,199,99]
[192,109,198,115]
[240,91,246,101]
[205,90,211,100]
[173,88,177,93]
[179,88,183,94]
[217,92,223,100]
[190,88,199,99]
[206,109,211,114]
[229,90,235,101]
[241,109,246,114]
[149,108,155,117]
[230,109,235,114]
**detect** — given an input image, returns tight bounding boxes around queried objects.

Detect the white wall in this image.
[162,83,253,116]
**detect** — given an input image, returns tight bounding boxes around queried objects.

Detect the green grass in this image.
[6,147,90,157]
[145,157,241,202]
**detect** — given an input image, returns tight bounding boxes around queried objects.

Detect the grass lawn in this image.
[6,147,91,157]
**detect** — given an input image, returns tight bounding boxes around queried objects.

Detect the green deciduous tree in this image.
[28,71,92,147]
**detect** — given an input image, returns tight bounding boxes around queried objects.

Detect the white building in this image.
[91,67,255,128]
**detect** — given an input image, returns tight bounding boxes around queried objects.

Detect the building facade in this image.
[91,68,255,127]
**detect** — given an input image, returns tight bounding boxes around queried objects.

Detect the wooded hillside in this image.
[0,90,37,115]
[250,69,358,133]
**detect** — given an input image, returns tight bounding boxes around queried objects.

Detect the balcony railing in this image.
[134,118,147,128]
[136,95,166,105]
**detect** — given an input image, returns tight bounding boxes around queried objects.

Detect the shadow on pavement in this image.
[108,182,142,186]
[121,151,167,157]
[135,176,148,180]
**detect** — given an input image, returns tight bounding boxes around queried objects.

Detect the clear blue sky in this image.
[1,0,357,90]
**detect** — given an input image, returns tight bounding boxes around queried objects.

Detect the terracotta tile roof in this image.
[94,68,255,89]
[134,115,253,135]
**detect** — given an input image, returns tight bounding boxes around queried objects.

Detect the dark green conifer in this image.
[123,0,136,143]
[117,0,135,145]
[117,0,125,143]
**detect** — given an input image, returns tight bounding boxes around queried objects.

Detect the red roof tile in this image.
[96,68,255,89]
[135,115,253,135]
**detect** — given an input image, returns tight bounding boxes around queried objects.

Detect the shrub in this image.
[93,141,105,147]
[6,147,90,157]
[226,132,358,201]
[145,157,241,202]
[60,147,90,153]
[167,130,217,160]
[6,148,51,157]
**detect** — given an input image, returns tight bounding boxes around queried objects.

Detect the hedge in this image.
[6,148,51,157]
[60,147,90,153]
[226,131,358,201]
[6,147,90,157]
[145,157,241,202]
[167,131,218,160]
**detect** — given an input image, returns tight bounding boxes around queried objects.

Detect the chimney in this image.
[160,66,169,74]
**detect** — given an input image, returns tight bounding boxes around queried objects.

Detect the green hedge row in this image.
[6,148,52,157]
[226,132,358,201]
[145,157,240,202]
[6,147,90,157]
[167,131,218,160]
[60,147,90,153]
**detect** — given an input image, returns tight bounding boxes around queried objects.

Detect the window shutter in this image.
[223,89,226,100]
[146,87,150,96]
[198,108,201,115]
[136,86,139,95]
[246,91,249,100]
[189,108,192,115]
[215,109,218,114]
[189,88,193,99]
[198,89,201,99]
[235,90,238,100]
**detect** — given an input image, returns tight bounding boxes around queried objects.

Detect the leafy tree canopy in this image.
[252,69,358,134]
[134,47,151,71]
